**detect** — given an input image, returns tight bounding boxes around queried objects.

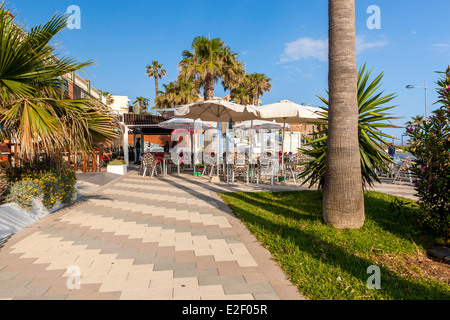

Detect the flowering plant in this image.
[4,156,77,211]
[405,66,450,237]
[5,179,43,210]
[5,170,76,210]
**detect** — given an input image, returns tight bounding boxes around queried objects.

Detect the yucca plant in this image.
[0,5,118,159]
[299,64,400,189]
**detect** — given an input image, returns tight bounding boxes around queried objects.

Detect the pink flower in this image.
[443,85,450,95]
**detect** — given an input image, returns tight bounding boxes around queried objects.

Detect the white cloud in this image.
[281,37,328,62]
[356,35,388,54]
[280,35,388,63]
[432,43,450,48]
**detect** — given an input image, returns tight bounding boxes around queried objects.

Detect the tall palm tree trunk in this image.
[155,77,159,98]
[323,0,364,229]
[253,85,259,106]
[204,71,214,100]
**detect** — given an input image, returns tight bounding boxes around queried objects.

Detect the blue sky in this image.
[6,0,450,141]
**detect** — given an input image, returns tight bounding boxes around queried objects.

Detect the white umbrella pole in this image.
[217,116,220,178]
[282,119,286,180]
[192,121,196,174]
[250,120,254,183]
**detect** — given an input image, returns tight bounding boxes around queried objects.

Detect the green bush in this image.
[4,156,77,211]
[5,155,69,183]
[299,64,398,189]
[5,179,44,210]
[39,171,77,209]
[0,161,9,204]
[405,66,450,238]
[108,159,126,165]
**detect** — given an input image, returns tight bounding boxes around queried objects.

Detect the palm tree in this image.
[153,80,200,110]
[405,115,424,127]
[102,91,114,107]
[133,96,149,114]
[230,86,253,106]
[146,61,166,99]
[223,73,269,106]
[0,5,118,158]
[178,36,245,100]
[154,82,178,110]
[175,79,201,106]
[323,0,364,229]
[247,73,272,106]
[299,64,399,190]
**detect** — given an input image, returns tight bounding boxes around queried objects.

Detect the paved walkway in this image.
[0,169,304,300]
[0,167,417,300]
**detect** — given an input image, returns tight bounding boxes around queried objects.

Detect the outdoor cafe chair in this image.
[141,153,162,178]
[257,152,277,185]
[230,153,250,185]
[202,152,217,177]
[100,152,112,167]
[392,156,414,184]
[285,153,308,186]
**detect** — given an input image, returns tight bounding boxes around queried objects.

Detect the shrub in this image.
[4,155,77,210]
[108,159,126,165]
[405,66,450,238]
[0,161,9,204]
[299,64,398,189]
[5,155,69,183]
[39,171,77,209]
[5,179,44,210]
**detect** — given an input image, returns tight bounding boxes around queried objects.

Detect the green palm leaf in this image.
[299,63,400,189]
[0,5,117,158]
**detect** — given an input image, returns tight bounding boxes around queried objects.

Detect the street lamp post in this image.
[406,81,429,118]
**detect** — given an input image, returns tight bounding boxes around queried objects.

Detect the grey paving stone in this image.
[252,292,280,300]
[132,254,156,265]
[223,282,276,295]
[153,262,196,271]
[100,247,136,256]
[22,294,68,300]
[0,272,19,281]
[11,286,50,300]
[0,278,33,299]
[206,232,227,240]
[198,275,246,286]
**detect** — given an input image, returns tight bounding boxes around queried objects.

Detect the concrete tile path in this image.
[0,165,417,300]
[0,170,305,300]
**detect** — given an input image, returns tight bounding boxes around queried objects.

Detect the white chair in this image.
[257,152,276,185]
[202,152,217,177]
[393,156,413,184]
[286,153,307,186]
[142,153,161,178]
[230,153,250,185]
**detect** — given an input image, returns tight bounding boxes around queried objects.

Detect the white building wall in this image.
[104,95,130,114]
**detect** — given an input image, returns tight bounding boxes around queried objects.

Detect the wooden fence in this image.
[0,142,104,173]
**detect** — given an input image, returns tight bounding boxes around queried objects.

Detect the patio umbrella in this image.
[158,118,216,131]
[174,99,259,122]
[256,100,327,177]
[233,119,287,130]
[174,100,260,179]
[159,118,215,172]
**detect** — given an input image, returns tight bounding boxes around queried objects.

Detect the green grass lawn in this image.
[219,190,449,300]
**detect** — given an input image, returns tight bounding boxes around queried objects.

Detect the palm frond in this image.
[299,64,398,189]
